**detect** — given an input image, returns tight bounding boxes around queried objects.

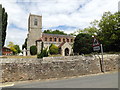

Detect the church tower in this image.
[27,14,42,55]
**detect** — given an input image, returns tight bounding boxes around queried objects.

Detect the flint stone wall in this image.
[1,55,119,82]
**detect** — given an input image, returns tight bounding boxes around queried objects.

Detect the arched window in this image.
[54,38,57,42]
[59,38,61,42]
[71,39,73,42]
[50,37,52,41]
[63,38,65,42]
[67,39,69,42]
[45,37,47,41]
[34,18,38,26]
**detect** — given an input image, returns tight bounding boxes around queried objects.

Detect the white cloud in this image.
[5,28,27,49]
[0,0,119,48]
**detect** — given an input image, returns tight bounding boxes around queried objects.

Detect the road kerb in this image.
[0,83,14,87]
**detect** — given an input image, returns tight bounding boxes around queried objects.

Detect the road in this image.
[7,72,118,88]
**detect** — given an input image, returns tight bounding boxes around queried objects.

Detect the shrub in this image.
[49,44,59,55]
[30,45,37,55]
[73,33,93,54]
[37,48,48,58]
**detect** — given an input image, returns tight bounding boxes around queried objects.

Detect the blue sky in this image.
[0,0,119,48]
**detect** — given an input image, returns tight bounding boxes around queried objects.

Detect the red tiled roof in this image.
[42,33,74,38]
[58,42,66,48]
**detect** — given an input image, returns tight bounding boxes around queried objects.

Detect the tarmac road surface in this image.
[4,72,118,88]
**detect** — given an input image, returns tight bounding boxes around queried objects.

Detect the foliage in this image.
[30,45,37,55]
[2,7,8,47]
[49,44,59,55]
[97,11,120,52]
[22,38,27,50]
[74,11,120,53]
[80,26,98,36]
[73,33,93,54]
[43,30,67,35]
[69,29,82,36]
[37,48,48,58]
[13,45,21,54]
[7,42,17,54]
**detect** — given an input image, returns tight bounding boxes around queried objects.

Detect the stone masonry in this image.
[1,55,119,83]
[26,14,74,56]
[27,14,42,55]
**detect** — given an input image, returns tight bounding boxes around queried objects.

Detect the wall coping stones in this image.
[0,54,119,64]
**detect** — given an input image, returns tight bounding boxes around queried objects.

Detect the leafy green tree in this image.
[7,42,17,54]
[43,29,52,34]
[73,33,93,54]
[69,29,83,36]
[80,26,98,36]
[97,11,120,52]
[77,11,120,52]
[2,7,8,47]
[49,44,59,55]
[43,30,67,35]
[14,45,21,54]
[30,45,37,55]
[37,48,48,58]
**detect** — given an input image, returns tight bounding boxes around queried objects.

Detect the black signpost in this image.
[92,36,104,72]
[0,4,2,56]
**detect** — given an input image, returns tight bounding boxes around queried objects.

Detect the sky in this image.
[0,0,119,49]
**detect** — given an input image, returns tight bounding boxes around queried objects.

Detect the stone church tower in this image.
[27,14,42,55]
[26,14,74,56]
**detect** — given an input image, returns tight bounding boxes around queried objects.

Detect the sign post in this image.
[100,44,104,72]
[92,36,104,72]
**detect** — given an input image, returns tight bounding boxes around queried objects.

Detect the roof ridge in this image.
[42,33,74,37]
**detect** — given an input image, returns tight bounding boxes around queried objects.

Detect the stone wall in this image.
[1,55,119,83]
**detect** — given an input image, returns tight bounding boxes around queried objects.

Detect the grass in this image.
[1,55,37,58]
[1,52,119,59]
[48,54,62,57]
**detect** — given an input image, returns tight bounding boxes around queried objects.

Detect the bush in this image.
[49,44,59,55]
[73,33,93,54]
[30,45,37,55]
[37,48,49,58]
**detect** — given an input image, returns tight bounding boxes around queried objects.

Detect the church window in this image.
[50,38,52,41]
[63,38,65,42]
[67,39,69,42]
[71,39,73,42]
[59,38,61,42]
[54,38,57,42]
[34,18,38,26]
[45,37,47,41]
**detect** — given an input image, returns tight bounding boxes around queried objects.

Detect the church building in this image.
[27,14,74,56]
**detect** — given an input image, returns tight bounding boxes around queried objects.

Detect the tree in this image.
[80,26,98,36]
[43,29,52,34]
[7,42,17,54]
[2,7,8,47]
[97,12,120,52]
[73,33,93,54]
[30,45,37,55]
[14,45,21,54]
[77,11,120,52]
[37,48,49,58]
[69,29,83,36]
[43,30,67,35]
[22,38,27,50]
[49,44,59,55]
